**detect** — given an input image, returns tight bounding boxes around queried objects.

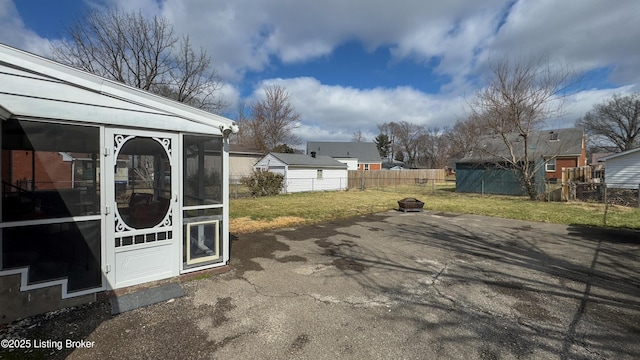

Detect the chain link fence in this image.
[232,173,639,208]
[229,176,251,199]
[567,182,640,207]
[230,174,453,198]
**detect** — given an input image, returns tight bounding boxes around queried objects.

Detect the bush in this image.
[241,170,284,197]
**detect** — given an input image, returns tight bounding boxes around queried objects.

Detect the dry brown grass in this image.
[229,216,307,234]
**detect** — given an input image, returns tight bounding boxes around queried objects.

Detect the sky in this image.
[1,0,639,145]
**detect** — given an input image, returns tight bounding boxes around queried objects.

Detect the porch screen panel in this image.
[183,136,223,206]
[1,119,102,292]
[1,220,102,292]
[2,120,100,221]
[182,135,224,270]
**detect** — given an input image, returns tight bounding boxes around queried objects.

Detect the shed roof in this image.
[306,142,382,163]
[229,144,264,156]
[0,43,233,135]
[599,147,640,162]
[458,127,584,163]
[268,153,347,168]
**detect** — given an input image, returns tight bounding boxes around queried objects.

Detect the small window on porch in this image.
[317,169,323,179]
[183,208,223,269]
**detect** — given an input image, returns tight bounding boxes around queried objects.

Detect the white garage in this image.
[600,148,640,189]
[255,153,348,193]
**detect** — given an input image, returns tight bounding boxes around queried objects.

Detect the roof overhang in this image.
[599,147,640,161]
[0,43,233,135]
[288,164,348,169]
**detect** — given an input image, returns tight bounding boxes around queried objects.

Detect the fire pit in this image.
[397,198,424,212]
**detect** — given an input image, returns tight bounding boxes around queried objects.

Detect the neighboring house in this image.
[306,142,382,170]
[590,152,612,180]
[5,151,111,191]
[0,43,237,324]
[254,152,348,193]
[456,127,586,195]
[591,153,613,167]
[229,144,264,181]
[598,148,640,189]
[541,128,587,180]
[382,159,405,170]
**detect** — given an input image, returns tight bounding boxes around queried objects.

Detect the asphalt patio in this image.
[2,210,640,359]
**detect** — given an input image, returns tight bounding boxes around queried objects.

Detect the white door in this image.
[104,129,180,289]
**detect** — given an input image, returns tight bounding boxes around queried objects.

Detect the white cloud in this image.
[0,0,52,55]
[9,0,639,90]
[3,0,639,144]
[249,77,467,143]
[248,78,637,145]
[548,85,638,129]
[100,0,512,81]
[217,82,241,113]
[485,0,640,85]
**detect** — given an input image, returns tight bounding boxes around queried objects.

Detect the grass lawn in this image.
[229,184,640,233]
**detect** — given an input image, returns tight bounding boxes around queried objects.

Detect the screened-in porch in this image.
[0,43,236,323]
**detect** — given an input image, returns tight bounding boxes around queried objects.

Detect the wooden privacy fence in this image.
[560,166,595,201]
[348,169,446,189]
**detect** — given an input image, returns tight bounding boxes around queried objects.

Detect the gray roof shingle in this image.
[269,153,347,168]
[306,142,382,163]
[459,127,584,163]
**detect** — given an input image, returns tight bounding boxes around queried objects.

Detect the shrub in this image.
[241,170,284,197]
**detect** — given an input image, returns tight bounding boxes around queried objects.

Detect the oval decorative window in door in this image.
[113,136,172,232]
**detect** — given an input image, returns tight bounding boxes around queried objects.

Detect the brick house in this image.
[456,127,587,195]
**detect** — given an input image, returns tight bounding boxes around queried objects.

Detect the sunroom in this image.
[0,44,237,323]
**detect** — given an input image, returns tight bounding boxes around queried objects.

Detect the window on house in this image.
[364,164,370,171]
[546,158,556,172]
[550,133,559,141]
[317,169,323,179]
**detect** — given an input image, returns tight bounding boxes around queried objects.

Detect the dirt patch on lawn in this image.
[230,216,306,234]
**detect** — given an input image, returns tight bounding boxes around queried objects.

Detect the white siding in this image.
[254,153,286,169]
[270,167,286,176]
[605,151,640,189]
[284,169,347,193]
[335,158,358,171]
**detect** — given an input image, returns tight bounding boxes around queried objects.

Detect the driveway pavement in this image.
[2,210,640,359]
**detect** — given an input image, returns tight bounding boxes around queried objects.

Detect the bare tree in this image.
[576,92,640,152]
[352,130,366,142]
[155,36,227,112]
[448,113,493,160]
[468,56,575,199]
[245,85,301,152]
[50,8,226,113]
[231,100,249,145]
[416,127,450,168]
[390,121,424,168]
